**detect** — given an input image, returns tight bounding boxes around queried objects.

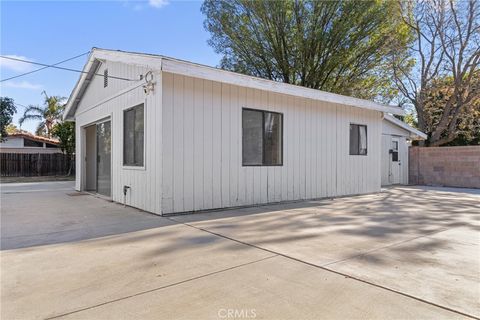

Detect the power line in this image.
[14,103,28,109]
[0,55,138,82]
[1,52,90,82]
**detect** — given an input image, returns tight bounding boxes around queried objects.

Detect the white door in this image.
[390,138,401,184]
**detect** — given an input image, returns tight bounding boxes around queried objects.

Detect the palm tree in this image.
[19,91,65,138]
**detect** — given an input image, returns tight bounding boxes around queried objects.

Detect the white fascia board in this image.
[63,49,163,120]
[63,51,96,121]
[161,58,405,116]
[384,114,427,140]
[93,49,163,70]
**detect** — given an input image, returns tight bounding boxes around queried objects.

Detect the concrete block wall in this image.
[409,146,480,188]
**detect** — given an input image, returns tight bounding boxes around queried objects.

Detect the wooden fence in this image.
[0,153,75,177]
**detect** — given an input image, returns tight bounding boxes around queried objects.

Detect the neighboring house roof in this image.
[64,48,405,120]
[6,132,60,145]
[384,114,428,140]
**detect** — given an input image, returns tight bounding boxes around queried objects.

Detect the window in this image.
[45,143,58,148]
[24,138,43,147]
[123,104,144,166]
[103,69,108,88]
[242,108,283,166]
[391,140,399,162]
[349,124,367,155]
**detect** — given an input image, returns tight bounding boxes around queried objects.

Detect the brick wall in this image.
[409,146,480,188]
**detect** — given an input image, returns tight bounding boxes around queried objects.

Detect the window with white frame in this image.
[349,124,367,155]
[123,104,144,166]
[242,108,283,166]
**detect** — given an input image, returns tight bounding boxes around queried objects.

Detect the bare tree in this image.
[393,0,479,146]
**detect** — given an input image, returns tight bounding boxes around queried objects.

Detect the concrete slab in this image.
[1,224,272,320]
[174,187,480,318]
[56,256,463,320]
[1,181,168,250]
[330,226,480,317]
[1,182,478,319]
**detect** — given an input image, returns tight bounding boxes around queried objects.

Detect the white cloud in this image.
[0,55,34,72]
[121,0,169,11]
[2,81,42,90]
[148,0,169,8]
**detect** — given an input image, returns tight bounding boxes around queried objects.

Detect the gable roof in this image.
[64,48,405,120]
[384,114,427,140]
[6,132,60,145]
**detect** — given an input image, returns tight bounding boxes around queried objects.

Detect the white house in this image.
[381,115,427,186]
[64,48,423,215]
[0,133,62,154]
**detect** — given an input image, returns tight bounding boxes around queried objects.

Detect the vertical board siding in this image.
[162,73,382,214]
[75,61,162,214]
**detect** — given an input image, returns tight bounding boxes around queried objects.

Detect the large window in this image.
[349,124,367,155]
[242,108,283,166]
[123,104,144,166]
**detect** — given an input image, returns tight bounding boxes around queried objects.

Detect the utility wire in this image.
[0,55,138,82]
[14,102,28,109]
[1,52,90,82]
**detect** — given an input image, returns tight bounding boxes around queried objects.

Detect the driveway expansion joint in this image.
[44,254,278,319]
[168,217,479,320]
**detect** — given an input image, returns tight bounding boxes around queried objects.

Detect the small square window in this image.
[349,124,367,155]
[242,108,283,166]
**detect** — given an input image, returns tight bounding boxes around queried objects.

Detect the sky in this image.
[0,0,221,133]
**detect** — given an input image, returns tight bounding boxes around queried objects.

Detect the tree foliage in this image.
[423,77,480,145]
[0,97,17,142]
[52,121,75,156]
[202,0,411,101]
[5,123,19,135]
[52,121,76,175]
[392,0,480,146]
[19,91,65,138]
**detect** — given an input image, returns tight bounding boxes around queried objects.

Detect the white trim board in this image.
[383,114,427,140]
[64,47,405,120]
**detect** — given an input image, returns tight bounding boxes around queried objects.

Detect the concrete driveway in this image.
[1,182,479,319]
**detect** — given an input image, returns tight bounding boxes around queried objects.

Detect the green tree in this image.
[202,0,411,101]
[391,0,479,146]
[423,77,480,146]
[52,121,76,175]
[0,97,17,142]
[5,123,19,135]
[19,91,65,138]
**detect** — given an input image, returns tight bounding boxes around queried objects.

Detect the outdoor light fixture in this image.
[143,71,155,95]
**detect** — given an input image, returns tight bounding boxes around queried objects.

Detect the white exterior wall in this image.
[381,119,410,185]
[74,60,163,214]
[0,137,62,153]
[0,136,24,148]
[382,119,411,137]
[161,73,382,214]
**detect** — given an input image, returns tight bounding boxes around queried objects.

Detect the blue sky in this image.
[0,0,220,133]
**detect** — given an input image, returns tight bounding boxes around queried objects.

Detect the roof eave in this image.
[384,114,427,140]
[64,48,405,121]
[161,57,405,116]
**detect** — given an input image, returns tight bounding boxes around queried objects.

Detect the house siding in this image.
[381,119,411,186]
[161,72,382,214]
[75,60,163,214]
